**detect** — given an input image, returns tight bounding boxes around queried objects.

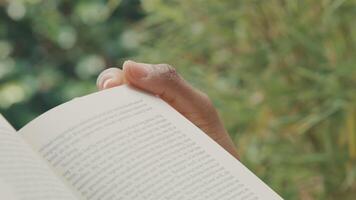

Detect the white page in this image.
[0,116,18,200]
[0,179,19,200]
[0,114,15,132]
[20,85,283,200]
[0,114,78,200]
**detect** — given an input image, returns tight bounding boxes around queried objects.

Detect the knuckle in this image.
[200,91,209,101]
[155,63,180,81]
[200,91,214,108]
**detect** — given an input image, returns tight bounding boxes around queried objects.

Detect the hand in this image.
[97,61,239,159]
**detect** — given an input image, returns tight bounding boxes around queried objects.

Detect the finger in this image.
[97,68,125,90]
[122,60,212,115]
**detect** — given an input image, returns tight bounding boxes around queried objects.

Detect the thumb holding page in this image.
[97,61,238,158]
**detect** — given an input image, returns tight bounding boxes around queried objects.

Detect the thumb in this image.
[122,60,213,115]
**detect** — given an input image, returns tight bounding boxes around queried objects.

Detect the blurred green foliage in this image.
[0,0,355,199]
[0,0,143,126]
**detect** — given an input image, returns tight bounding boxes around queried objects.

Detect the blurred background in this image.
[0,0,355,199]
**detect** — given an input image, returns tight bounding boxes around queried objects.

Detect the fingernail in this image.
[102,79,112,89]
[97,71,115,89]
[126,61,153,80]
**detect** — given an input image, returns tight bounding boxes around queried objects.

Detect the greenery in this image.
[0,0,355,199]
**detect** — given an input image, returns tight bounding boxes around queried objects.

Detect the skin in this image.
[97,60,239,159]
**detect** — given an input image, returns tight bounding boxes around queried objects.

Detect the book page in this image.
[0,114,15,132]
[0,179,19,200]
[0,115,78,200]
[20,85,283,200]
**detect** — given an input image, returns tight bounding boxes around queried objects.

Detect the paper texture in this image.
[0,115,77,200]
[20,85,282,200]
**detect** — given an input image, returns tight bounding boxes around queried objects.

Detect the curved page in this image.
[20,85,283,200]
[0,115,77,200]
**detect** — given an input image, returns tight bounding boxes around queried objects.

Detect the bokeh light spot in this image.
[57,27,77,49]
[0,83,26,109]
[6,1,26,21]
[76,55,105,79]
[76,2,110,25]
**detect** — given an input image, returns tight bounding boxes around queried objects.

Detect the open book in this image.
[0,85,282,200]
